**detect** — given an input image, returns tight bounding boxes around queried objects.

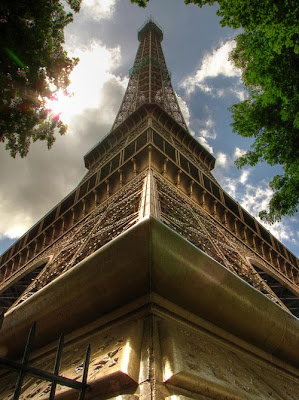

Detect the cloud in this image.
[215,86,247,101]
[181,40,241,95]
[0,138,84,240]
[240,182,273,219]
[234,147,247,159]
[201,128,216,140]
[200,117,216,139]
[221,177,237,198]
[214,150,296,248]
[268,220,298,246]
[48,40,125,125]
[215,146,247,173]
[239,182,298,246]
[81,0,116,21]
[216,152,229,167]
[239,169,250,184]
[177,95,191,126]
[196,136,214,154]
[176,95,214,153]
[184,106,216,154]
[231,89,247,101]
[214,172,298,249]
[213,153,231,184]
[206,118,214,128]
[0,40,126,241]
[193,106,217,140]
[180,40,247,101]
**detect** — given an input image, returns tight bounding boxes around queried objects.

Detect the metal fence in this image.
[0,313,91,399]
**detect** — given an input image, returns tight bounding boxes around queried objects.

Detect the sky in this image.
[0,0,298,257]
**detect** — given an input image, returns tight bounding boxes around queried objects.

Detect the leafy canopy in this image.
[0,0,81,157]
[132,0,299,223]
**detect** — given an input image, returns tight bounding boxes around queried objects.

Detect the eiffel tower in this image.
[0,20,298,399]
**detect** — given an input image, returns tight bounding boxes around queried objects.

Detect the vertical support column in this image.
[149,30,152,103]
[223,209,229,228]
[162,158,169,177]
[131,158,137,177]
[71,208,75,225]
[106,180,110,199]
[42,233,48,249]
[33,239,38,257]
[93,189,98,207]
[200,190,206,208]
[212,199,217,218]
[269,249,274,266]
[148,145,152,168]
[189,180,194,199]
[282,259,288,276]
[51,224,56,242]
[138,170,161,220]
[243,226,248,244]
[233,218,238,235]
[82,199,86,217]
[176,169,182,189]
[61,216,66,233]
[118,169,123,188]
[261,242,266,258]
[10,258,16,274]
[26,246,30,261]
[252,234,258,252]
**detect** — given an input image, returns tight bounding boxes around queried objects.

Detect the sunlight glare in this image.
[47,41,121,126]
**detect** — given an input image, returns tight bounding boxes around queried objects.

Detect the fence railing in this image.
[0,313,91,399]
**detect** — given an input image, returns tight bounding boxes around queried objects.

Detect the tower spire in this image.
[112,19,188,131]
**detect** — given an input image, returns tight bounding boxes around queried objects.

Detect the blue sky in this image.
[0,0,298,256]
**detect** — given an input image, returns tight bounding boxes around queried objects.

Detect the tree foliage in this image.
[132,0,299,223]
[0,0,81,157]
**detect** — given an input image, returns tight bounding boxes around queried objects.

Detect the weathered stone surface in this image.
[159,320,299,399]
[0,320,143,399]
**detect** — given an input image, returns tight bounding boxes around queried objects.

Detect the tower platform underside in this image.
[0,217,298,399]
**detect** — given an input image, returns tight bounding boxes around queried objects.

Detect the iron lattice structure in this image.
[0,20,298,324]
[112,20,188,131]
